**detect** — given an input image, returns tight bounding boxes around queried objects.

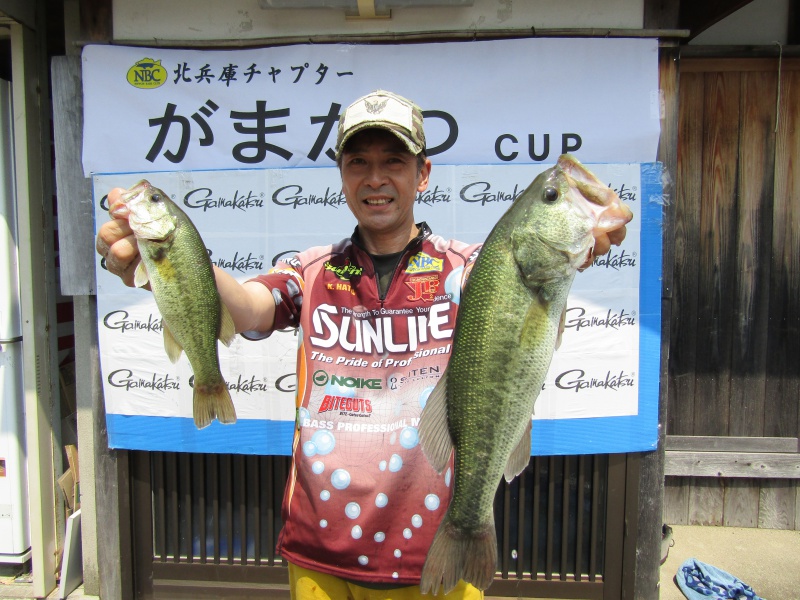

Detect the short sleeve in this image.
[240,263,305,340]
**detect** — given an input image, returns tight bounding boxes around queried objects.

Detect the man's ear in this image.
[417,157,432,192]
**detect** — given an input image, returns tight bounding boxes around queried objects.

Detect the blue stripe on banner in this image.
[531,415,658,455]
[531,162,663,455]
[106,414,295,455]
[637,162,664,451]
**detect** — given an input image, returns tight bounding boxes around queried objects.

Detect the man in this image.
[97,90,624,599]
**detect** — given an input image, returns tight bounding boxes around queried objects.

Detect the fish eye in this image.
[543,187,559,203]
[150,193,161,203]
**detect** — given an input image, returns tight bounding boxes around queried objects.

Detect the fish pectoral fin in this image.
[555,306,567,350]
[218,302,236,347]
[520,293,549,348]
[133,261,150,288]
[418,371,454,473]
[162,323,184,363]
[504,419,532,482]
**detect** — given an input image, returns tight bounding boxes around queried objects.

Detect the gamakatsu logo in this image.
[312,370,382,390]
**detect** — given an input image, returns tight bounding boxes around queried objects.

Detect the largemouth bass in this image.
[110,180,237,429]
[418,155,633,594]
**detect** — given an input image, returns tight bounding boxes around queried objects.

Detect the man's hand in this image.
[95,187,143,288]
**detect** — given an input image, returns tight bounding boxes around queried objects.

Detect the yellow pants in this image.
[288,562,484,600]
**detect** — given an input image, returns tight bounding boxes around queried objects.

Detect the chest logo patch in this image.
[405,252,443,274]
[324,258,364,281]
[406,275,440,302]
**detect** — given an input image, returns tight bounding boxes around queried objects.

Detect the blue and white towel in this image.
[677,558,765,600]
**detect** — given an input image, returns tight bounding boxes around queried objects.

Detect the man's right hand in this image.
[95,187,142,288]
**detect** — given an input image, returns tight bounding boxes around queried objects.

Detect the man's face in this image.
[340,129,431,244]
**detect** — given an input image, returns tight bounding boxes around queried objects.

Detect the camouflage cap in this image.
[335,90,426,159]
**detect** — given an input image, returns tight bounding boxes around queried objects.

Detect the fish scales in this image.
[113,180,237,429]
[141,217,223,388]
[419,155,633,594]
[447,219,562,525]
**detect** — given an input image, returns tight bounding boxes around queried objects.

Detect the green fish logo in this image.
[324,259,364,281]
[126,58,168,89]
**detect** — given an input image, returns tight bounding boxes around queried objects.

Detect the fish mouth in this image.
[109,180,152,218]
[557,154,634,235]
[114,179,176,241]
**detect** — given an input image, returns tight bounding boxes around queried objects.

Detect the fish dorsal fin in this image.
[418,370,454,474]
[162,322,184,363]
[133,261,150,288]
[504,418,532,482]
[219,302,236,347]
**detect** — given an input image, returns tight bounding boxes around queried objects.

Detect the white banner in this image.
[93,162,662,455]
[82,38,660,175]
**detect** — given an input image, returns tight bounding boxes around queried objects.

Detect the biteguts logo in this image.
[126,58,167,89]
[318,395,372,415]
[405,252,443,274]
[324,259,363,281]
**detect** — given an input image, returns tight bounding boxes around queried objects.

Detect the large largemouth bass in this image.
[418,155,633,594]
[111,180,237,429]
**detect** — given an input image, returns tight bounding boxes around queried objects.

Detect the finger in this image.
[96,218,134,256]
[102,234,140,288]
[110,235,139,267]
[107,187,131,218]
[102,218,135,244]
[106,247,141,289]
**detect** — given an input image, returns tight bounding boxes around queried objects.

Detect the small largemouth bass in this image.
[111,180,237,429]
[418,155,633,594]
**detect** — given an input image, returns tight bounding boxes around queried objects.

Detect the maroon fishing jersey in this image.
[245,224,481,585]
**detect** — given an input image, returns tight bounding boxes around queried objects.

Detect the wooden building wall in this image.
[664,57,800,529]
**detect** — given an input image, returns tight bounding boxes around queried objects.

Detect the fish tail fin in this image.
[420,515,497,596]
[194,380,237,429]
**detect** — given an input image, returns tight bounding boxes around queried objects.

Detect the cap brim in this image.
[335,123,424,159]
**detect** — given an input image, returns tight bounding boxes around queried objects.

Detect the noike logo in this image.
[312,370,382,390]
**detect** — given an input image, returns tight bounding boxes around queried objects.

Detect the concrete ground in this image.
[659,525,800,600]
[0,526,798,599]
